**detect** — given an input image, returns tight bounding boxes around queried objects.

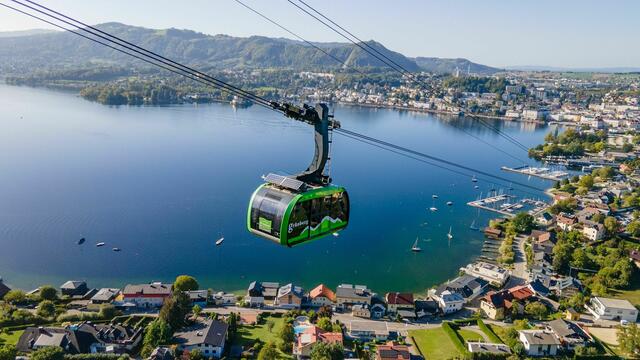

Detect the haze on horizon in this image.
[0,0,638,69]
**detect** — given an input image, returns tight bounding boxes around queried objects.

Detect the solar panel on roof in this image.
[264,173,304,191]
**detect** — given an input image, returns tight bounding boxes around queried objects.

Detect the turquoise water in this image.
[0,84,552,293]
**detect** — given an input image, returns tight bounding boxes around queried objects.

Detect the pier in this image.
[467,194,549,217]
[501,165,569,181]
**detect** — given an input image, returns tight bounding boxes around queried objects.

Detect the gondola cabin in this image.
[247,174,349,247]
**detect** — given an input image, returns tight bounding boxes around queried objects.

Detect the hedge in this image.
[64,354,127,360]
[476,319,502,343]
[451,318,477,326]
[442,322,469,357]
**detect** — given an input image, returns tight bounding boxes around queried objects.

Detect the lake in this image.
[0,84,553,293]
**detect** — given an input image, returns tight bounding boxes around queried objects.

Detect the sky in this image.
[0,0,639,69]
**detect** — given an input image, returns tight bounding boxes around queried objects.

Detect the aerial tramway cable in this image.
[1,0,544,196]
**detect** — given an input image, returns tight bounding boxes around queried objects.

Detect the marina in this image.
[501,165,569,181]
[467,193,549,218]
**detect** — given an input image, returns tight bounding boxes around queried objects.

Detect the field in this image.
[457,329,484,342]
[0,330,23,346]
[609,287,640,306]
[409,328,462,360]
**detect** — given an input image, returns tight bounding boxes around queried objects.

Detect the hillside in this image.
[414,57,501,75]
[0,23,495,75]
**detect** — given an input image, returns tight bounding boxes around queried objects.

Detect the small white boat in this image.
[446,201,453,206]
[429,207,438,212]
[96,242,105,247]
[112,247,121,252]
[332,232,339,237]
[215,237,224,246]
[411,237,422,252]
[432,194,438,199]
[471,176,478,183]
[474,185,480,189]
[447,226,453,240]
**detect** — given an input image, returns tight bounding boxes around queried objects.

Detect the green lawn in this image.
[0,330,24,346]
[231,316,292,359]
[409,328,462,360]
[609,288,640,307]
[457,329,484,342]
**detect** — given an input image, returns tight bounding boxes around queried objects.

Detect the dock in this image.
[501,165,569,181]
[467,194,518,217]
[467,194,549,218]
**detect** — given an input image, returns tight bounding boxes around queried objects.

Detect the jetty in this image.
[501,165,568,181]
[468,194,549,217]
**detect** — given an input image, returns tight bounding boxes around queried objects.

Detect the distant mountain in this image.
[0,29,57,38]
[414,57,502,75]
[0,23,498,75]
[506,65,640,73]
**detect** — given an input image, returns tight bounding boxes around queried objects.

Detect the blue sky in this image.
[1,0,638,68]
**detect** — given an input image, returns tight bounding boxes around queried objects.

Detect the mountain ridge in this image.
[0,23,500,75]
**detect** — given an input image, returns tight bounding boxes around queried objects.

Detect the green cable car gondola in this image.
[247,103,350,247]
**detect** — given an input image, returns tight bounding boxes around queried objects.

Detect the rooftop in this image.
[519,330,561,345]
[173,320,228,348]
[593,296,637,310]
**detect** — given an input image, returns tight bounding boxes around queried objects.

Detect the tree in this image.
[188,349,204,360]
[0,345,17,360]
[278,322,295,353]
[622,143,634,153]
[310,341,344,360]
[31,346,64,360]
[618,323,640,356]
[99,304,118,319]
[2,289,26,304]
[524,302,548,320]
[159,292,191,330]
[192,304,202,319]
[37,299,56,318]
[173,275,199,292]
[39,285,57,301]
[604,216,620,236]
[316,317,333,332]
[257,341,279,360]
[141,319,172,357]
[266,319,275,333]
[512,213,535,233]
[578,175,594,189]
[226,312,239,336]
[628,220,640,237]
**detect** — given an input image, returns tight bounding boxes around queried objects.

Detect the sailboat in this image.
[471,175,478,183]
[469,220,479,231]
[429,198,438,212]
[432,194,438,199]
[411,237,422,252]
[447,226,453,240]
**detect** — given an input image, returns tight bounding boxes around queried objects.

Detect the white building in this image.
[582,222,605,241]
[518,330,561,357]
[436,290,464,314]
[587,297,638,322]
[173,320,228,359]
[462,262,510,287]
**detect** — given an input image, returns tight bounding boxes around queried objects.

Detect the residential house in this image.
[556,213,577,231]
[17,323,142,354]
[415,299,439,319]
[347,320,389,341]
[173,320,228,359]
[565,307,580,321]
[185,290,208,308]
[148,347,173,360]
[0,279,11,299]
[352,304,371,318]
[375,342,410,360]
[545,319,592,350]
[435,291,464,315]
[484,227,502,239]
[275,283,304,309]
[431,275,488,302]
[385,293,414,314]
[480,285,535,320]
[462,262,510,287]
[536,212,555,227]
[212,292,236,306]
[518,330,561,357]
[370,303,386,319]
[587,297,638,322]
[122,283,172,308]
[61,281,89,297]
[582,221,605,241]
[467,342,511,356]
[309,284,336,307]
[90,288,120,304]
[630,249,640,268]
[293,326,342,359]
[336,284,372,309]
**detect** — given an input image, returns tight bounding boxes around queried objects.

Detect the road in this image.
[506,234,529,288]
